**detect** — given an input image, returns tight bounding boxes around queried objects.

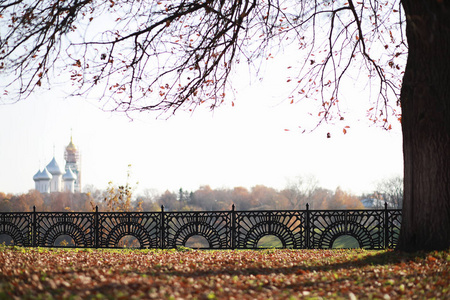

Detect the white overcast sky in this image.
[0,57,403,196]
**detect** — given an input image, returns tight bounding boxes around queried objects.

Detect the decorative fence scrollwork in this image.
[0,204,401,249]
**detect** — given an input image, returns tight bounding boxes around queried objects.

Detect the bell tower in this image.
[64,135,81,192]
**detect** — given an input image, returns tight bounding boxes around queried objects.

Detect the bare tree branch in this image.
[0,0,406,124]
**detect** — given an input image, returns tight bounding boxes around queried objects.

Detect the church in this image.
[33,136,81,193]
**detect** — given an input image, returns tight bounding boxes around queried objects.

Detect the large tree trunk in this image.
[398,0,450,251]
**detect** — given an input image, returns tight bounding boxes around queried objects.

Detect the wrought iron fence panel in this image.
[35,212,95,247]
[309,210,385,249]
[97,211,161,248]
[387,210,402,248]
[0,205,402,249]
[235,210,305,249]
[163,211,232,249]
[0,212,32,246]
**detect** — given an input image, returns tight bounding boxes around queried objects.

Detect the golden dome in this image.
[66,136,77,151]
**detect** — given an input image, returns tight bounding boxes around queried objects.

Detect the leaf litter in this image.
[0,247,448,299]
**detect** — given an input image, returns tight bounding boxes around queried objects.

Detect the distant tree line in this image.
[0,190,92,212]
[0,176,403,213]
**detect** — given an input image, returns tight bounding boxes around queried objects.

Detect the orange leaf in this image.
[427,256,437,262]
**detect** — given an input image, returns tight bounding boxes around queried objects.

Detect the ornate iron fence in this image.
[0,204,401,249]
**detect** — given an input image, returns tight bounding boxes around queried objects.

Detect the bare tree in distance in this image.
[0,0,449,250]
[374,175,403,209]
[282,175,319,209]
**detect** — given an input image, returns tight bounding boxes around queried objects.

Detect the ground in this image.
[0,246,449,299]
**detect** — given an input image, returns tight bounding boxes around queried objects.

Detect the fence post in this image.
[32,206,37,247]
[231,204,236,249]
[305,203,310,249]
[160,205,165,249]
[384,202,389,249]
[94,206,99,248]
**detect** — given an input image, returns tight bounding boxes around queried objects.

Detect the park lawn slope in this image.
[0,247,449,299]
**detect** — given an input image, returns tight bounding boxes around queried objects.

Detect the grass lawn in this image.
[0,246,448,299]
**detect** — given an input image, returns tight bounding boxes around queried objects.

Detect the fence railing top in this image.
[0,202,400,214]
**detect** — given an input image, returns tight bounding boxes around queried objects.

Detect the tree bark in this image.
[398,0,450,251]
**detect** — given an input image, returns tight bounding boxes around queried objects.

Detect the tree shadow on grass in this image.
[159,249,437,279]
